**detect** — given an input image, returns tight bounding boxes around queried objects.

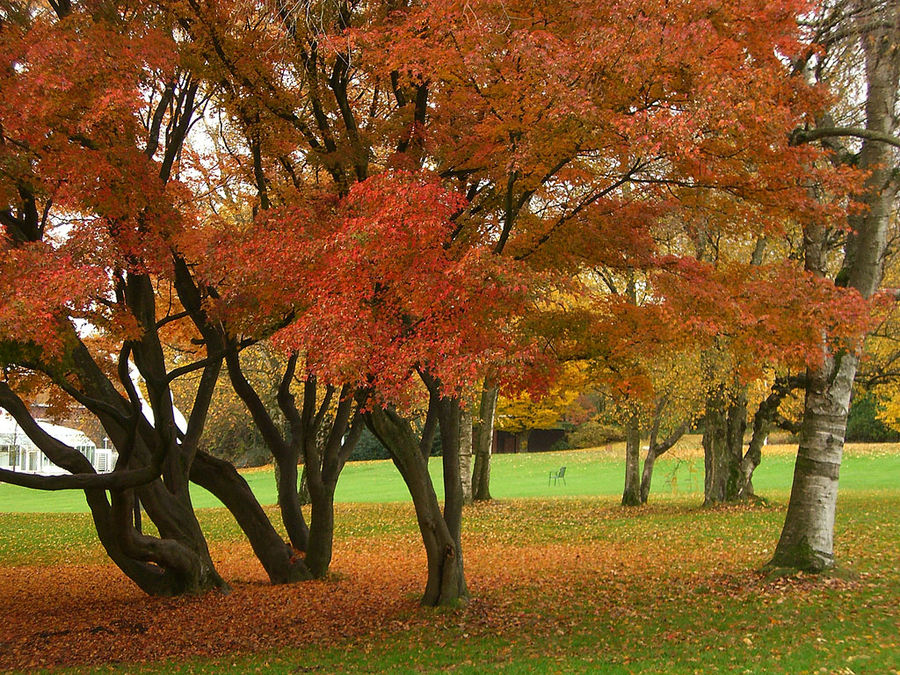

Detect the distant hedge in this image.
[846,392,900,442]
[348,426,442,461]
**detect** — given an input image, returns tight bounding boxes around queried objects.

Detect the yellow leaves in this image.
[496,361,590,432]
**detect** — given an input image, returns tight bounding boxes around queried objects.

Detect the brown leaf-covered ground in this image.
[1,497,897,673]
[1,536,429,670]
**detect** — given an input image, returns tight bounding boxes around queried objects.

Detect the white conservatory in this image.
[0,413,117,475]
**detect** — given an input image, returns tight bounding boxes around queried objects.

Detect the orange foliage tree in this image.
[0,0,873,604]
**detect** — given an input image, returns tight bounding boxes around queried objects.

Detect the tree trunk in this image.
[702,388,745,504]
[458,406,473,504]
[770,355,856,571]
[85,490,204,596]
[472,383,498,501]
[275,455,309,551]
[436,394,467,603]
[639,419,688,504]
[639,448,657,504]
[771,8,897,572]
[0,346,229,597]
[622,414,641,506]
[736,376,802,499]
[366,397,468,607]
[191,452,311,583]
[305,482,336,577]
[299,464,311,506]
[300,384,362,578]
[131,479,227,594]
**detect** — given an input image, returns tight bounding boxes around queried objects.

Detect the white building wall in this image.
[0,414,112,476]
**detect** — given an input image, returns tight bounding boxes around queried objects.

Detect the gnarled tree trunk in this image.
[702,387,746,504]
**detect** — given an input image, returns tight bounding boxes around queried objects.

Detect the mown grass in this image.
[1,443,898,674]
[28,491,897,675]
[1,438,899,513]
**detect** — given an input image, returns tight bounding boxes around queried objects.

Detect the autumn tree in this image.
[369,0,867,595]
[769,0,900,572]
[1,0,872,607]
[0,0,315,594]
[171,0,849,605]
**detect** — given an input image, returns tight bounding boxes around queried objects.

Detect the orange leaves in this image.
[0,241,106,357]
[652,256,873,375]
[202,171,536,401]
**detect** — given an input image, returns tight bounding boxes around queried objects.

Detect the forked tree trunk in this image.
[771,7,897,571]
[639,418,688,504]
[472,384,498,501]
[366,393,468,607]
[621,415,641,506]
[302,385,363,578]
[702,388,746,504]
[736,376,802,499]
[0,335,230,597]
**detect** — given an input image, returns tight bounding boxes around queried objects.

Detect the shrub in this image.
[846,392,900,442]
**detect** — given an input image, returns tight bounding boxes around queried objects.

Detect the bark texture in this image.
[459,407,474,504]
[771,354,857,570]
[772,3,898,571]
[471,383,498,502]
[702,388,747,504]
[621,415,641,506]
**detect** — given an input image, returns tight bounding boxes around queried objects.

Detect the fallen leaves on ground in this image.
[0,497,894,672]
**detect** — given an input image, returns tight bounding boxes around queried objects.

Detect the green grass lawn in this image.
[1,439,898,513]
[0,442,898,674]
[5,491,894,675]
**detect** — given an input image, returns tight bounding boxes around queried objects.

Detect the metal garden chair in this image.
[549,466,567,486]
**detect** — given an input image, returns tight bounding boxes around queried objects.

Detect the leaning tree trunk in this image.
[639,421,688,504]
[472,383,499,501]
[621,414,641,506]
[736,376,802,499]
[191,452,311,583]
[366,395,468,607]
[771,6,897,572]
